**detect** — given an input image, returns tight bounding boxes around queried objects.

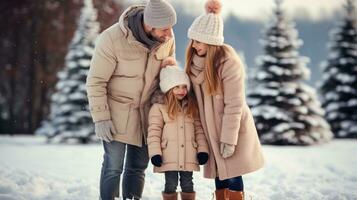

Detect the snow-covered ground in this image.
[0,136,356,200]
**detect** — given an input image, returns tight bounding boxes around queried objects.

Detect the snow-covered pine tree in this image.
[319,0,357,138]
[36,0,99,143]
[247,0,333,145]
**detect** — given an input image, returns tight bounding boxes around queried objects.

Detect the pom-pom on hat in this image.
[187,0,224,45]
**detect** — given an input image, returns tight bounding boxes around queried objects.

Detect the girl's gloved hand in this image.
[151,155,162,167]
[197,152,209,165]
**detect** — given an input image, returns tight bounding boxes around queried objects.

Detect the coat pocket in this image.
[162,140,175,163]
[185,140,198,164]
[109,101,131,134]
[115,59,143,78]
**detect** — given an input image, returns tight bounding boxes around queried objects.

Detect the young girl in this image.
[147,61,209,200]
[185,0,265,199]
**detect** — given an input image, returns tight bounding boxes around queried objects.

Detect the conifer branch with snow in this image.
[247,0,333,145]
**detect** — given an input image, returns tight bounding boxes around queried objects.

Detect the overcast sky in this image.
[124,0,347,21]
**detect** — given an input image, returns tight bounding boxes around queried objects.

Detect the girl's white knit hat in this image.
[159,65,191,93]
[188,0,224,46]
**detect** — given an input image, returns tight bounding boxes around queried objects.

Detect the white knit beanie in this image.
[160,66,191,93]
[188,0,224,45]
[144,0,177,28]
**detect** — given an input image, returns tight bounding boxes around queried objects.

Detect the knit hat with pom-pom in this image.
[188,0,224,45]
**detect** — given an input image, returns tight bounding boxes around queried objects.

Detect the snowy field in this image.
[0,136,356,200]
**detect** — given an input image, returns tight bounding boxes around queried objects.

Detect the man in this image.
[86,0,176,199]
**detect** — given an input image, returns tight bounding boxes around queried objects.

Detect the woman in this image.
[185,0,264,199]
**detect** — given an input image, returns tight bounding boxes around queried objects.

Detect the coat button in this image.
[181,144,184,148]
[180,165,183,168]
[180,126,183,129]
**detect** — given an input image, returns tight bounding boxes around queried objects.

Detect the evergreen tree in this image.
[319,0,357,138]
[36,0,99,143]
[0,95,9,133]
[247,0,332,145]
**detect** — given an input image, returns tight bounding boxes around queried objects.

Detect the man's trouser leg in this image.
[100,141,126,200]
[122,143,149,199]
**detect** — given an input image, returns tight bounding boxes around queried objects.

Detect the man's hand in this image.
[161,56,177,68]
[95,120,117,143]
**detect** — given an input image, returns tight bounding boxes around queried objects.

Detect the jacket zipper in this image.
[140,44,162,146]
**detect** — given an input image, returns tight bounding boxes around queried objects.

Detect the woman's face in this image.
[192,40,208,56]
[172,85,188,100]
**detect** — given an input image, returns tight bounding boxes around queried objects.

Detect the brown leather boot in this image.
[227,190,244,200]
[215,188,228,200]
[162,192,178,200]
[180,192,196,200]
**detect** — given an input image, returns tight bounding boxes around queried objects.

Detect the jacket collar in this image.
[118,5,172,57]
[118,5,149,50]
[150,90,189,110]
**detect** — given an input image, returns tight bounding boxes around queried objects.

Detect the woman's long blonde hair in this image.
[185,40,232,95]
[165,89,198,120]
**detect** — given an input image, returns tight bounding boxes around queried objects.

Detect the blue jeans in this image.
[215,176,244,191]
[100,140,149,200]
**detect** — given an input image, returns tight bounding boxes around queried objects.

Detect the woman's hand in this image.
[220,143,235,158]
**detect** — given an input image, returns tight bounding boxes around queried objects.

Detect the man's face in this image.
[149,27,173,43]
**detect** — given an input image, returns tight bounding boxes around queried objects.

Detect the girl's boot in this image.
[162,192,178,200]
[180,192,196,200]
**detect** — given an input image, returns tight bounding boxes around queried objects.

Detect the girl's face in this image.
[192,40,208,56]
[172,85,188,100]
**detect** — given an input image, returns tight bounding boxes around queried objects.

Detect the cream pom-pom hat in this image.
[188,0,224,46]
